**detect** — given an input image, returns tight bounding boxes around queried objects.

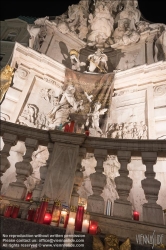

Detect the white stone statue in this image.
[86,101,107,135]
[87,3,114,48]
[87,48,108,73]
[69,49,86,71]
[67,0,89,33]
[27,16,49,49]
[154,27,166,62]
[47,85,84,129]
[118,0,141,30]
[113,18,140,45]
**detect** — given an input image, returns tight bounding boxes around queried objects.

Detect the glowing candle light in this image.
[81,212,90,233]
[133,211,139,221]
[51,200,61,227]
[89,220,98,235]
[68,206,76,226]
[25,191,33,201]
[59,208,67,228]
[43,210,52,225]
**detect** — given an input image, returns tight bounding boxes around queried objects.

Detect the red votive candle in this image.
[75,205,84,231]
[33,206,40,223]
[27,208,36,221]
[11,205,20,218]
[133,211,139,221]
[4,204,13,217]
[37,198,49,224]
[64,124,70,132]
[69,121,75,133]
[85,130,89,136]
[25,191,33,201]
[89,220,98,235]
[43,210,52,225]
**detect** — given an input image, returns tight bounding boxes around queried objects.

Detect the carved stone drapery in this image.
[113,151,132,219]
[0,133,18,190]
[32,143,53,202]
[41,142,80,206]
[70,147,86,207]
[6,138,38,200]
[141,152,163,224]
[87,149,107,214]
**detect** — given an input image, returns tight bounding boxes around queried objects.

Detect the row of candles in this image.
[2,192,140,224]
[3,197,98,235]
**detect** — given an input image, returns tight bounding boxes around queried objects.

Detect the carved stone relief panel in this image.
[17,77,64,130]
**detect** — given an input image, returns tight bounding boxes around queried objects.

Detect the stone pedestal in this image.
[113,151,132,219]
[141,152,164,224]
[87,149,107,214]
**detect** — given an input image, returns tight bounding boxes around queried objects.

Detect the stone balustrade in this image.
[0,120,166,226]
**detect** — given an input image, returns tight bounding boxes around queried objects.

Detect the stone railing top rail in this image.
[1,121,166,157]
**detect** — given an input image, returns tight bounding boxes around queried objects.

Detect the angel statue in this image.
[69,49,86,71]
[86,101,107,135]
[0,65,14,104]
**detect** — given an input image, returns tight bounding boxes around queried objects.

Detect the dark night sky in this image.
[0,0,166,24]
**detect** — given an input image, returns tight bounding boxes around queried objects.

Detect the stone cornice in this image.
[1,121,166,157]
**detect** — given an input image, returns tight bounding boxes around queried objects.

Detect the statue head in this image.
[70,49,79,58]
[66,84,75,94]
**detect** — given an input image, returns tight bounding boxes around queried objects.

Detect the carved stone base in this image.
[143,203,164,224]
[5,182,27,200]
[32,183,44,202]
[70,193,79,207]
[113,199,132,219]
[87,195,105,214]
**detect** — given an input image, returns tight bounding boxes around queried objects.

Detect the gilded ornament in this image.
[0,65,14,103]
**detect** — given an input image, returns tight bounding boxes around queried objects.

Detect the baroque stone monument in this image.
[0,0,166,236]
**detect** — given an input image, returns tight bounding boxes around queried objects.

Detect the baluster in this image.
[87,149,107,214]
[0,133,18,190]
[113,151,132,219]
[32,143,53,202]
[6,138,38,200]
[141,152,163,224]
[70,148,86,207]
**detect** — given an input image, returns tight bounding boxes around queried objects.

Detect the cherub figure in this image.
[69,49,86,71]
[86,101,107,135]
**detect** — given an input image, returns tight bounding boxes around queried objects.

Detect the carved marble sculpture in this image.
[69,49,86,71]
[154,27,166,62]
[87,48,108,73]
[87,3,114,48]
[86,101,107,136]
[27,16,49,50]
[107,121,147,139]
[113,18,140,45]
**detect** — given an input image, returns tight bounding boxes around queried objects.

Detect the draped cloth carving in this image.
[64,69,114,137]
